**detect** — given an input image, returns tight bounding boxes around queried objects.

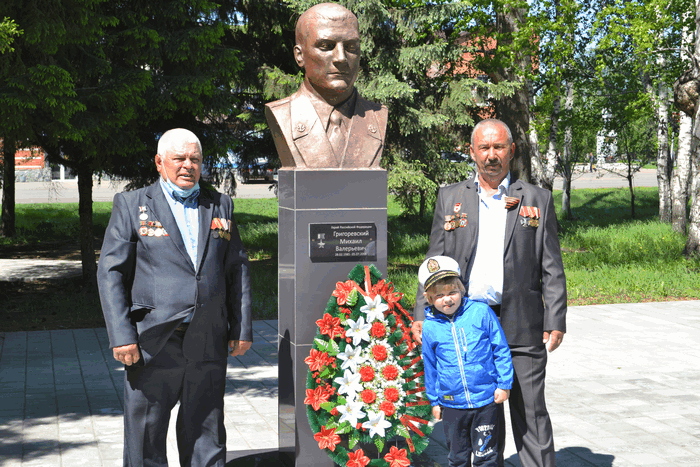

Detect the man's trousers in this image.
[498,345,555,467]
[123,330,228,467]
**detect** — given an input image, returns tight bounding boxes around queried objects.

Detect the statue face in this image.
[295,13,360,105]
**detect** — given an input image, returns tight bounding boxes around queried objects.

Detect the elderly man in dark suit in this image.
[412,119,567,467]
[265,2,388,168]
[97,128,252,467]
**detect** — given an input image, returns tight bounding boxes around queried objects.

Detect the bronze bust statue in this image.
[265,2,388,169]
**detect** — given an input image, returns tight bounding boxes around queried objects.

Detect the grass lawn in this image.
[1,186,699,332]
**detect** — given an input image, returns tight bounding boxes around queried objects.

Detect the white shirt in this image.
[467,174,510,305]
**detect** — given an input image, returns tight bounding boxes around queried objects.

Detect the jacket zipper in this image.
[449,315,472,408]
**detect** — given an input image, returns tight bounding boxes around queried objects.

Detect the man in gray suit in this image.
[412,119,566,467]
[265,2,388,168]
[98,128,252,467]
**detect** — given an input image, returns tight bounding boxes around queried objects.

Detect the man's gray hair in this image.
[471,119,513,146]
[157,128,202,157]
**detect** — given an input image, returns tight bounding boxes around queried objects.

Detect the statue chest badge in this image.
[519,205,541,228]
[444,203,468,231]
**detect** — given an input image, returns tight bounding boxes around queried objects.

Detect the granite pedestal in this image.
[277,169,387,466]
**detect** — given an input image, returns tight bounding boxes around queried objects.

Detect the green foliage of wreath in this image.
[304,264,433,467]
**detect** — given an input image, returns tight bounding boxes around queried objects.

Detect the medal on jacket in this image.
[139,205,148,221]
[444,203,467,231]
[519,205,541,227]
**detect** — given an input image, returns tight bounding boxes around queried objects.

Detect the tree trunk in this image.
[628,175,636,219]
[493,4,533,184]
[561,177,571,220]
[684,0,700,256]
[529,107,546,188]
[561,81,574,219]
[1,136,16,237]
[672,113,692,233]
[654,78,672,223]
[539,91,561,192]
[77,165,97,289]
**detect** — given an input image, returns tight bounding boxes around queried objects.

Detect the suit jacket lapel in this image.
[463,176,480,264]
[504,178,524,252]
[290,90,339,167]
[145,182,193,270]
[196,190,214,270]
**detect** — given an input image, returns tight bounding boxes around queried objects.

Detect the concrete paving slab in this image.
[2,304,700,466]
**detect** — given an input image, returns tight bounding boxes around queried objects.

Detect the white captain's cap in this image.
[418,255,461,290]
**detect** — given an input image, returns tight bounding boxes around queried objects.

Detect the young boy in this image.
[419,255,514,467]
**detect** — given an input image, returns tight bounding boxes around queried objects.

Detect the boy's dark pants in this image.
[443,402,500,467]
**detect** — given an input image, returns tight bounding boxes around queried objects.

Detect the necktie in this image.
[328,108,345,156]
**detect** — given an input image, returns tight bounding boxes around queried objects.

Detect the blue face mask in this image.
[160,176,200,204]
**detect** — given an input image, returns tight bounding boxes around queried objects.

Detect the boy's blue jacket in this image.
[422,297,514,409]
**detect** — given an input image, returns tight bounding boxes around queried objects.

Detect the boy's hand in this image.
[411,321,423,344]
[494,389,510,404]
[431,405,442,421]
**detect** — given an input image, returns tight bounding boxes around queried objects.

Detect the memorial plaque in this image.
[309,223,377,262]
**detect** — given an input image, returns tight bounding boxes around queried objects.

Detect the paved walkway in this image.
[2,301,700,466]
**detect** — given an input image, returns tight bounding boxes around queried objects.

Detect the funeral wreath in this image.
[305,264,433,467]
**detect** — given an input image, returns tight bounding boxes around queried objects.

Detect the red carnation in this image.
[372,344,388,361]
[359,365,375,382]
[384,387,400,403]
[379,401,396,417]
[360,389,377,404]
[346,449,370,467]
[314,425,341,452]
[316,313,343,338]
[382,365,400,381]
[370,321,386,338]
[330,407,339,416]
[383,446,410,467]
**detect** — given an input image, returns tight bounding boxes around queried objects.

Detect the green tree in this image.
[594,0,693,222]
[2,0,250,285]
[0,16,20,53]
[0,0,85,238]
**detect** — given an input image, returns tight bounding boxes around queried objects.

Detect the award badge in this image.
[211,217,232,241]
[443,203,467,231]
[519,205,541,227]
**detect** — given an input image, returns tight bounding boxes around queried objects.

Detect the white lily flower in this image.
[360,294,389,322]
[345,316,371,346]
[362,410,392,438]
[337,400,366,428]
[337,344,365,372]
[334,369,362,398]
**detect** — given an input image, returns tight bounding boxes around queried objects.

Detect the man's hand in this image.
[494,388,510,404]
[229,340,252,357]
[411,320,424,345]
[112,344,140,366]
[543,330,565,352]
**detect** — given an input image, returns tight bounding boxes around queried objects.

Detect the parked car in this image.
[236,158,274,183]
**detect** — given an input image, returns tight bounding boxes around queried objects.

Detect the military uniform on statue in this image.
[265,82,387,168]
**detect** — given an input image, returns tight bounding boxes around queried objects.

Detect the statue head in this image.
[294,3,360,106]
